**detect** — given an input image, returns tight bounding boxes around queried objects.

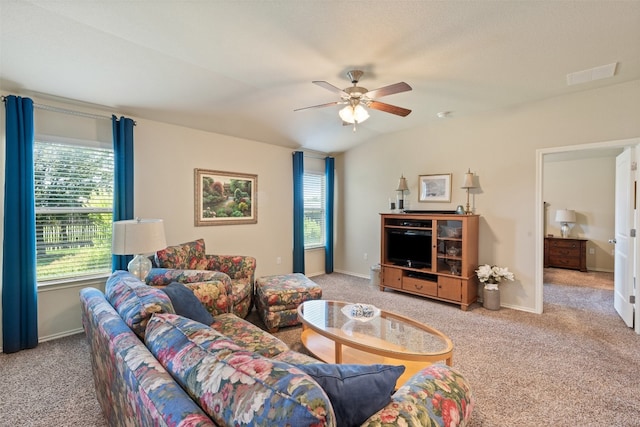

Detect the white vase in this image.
[483,287,500,310]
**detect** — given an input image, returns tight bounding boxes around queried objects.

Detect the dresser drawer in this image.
[547,239,581,250]
[548,256,582,269]
[402,276,438,297]
[548,247,580,258]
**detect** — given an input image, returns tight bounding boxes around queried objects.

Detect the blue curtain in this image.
[112,116,135,271]
[2,95,38,353]
[325,157,335,273]
[292,151,305,273]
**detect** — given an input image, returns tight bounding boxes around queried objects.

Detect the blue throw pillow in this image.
[161,282,214,325]
[294,363,405,426]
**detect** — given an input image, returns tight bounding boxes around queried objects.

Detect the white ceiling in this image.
[2,1,639,154]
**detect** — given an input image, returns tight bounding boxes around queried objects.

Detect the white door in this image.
[614,148,634,328]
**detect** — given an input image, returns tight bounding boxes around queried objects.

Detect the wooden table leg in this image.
[334,342,342,363]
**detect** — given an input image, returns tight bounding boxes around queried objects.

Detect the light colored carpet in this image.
[266,274,639,427]
[543,267,614,290]
[0,333,107,427]
[1,273,638,426]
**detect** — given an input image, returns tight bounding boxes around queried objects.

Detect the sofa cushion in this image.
[272,349,321,366]
[294,363,405,427]
[105,270,174,339]
[161,282,214,325]
[155,238,208,270]
[210,313,289,358]
[145,313,335,427]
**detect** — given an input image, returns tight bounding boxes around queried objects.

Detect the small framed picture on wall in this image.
[419,173,452,202]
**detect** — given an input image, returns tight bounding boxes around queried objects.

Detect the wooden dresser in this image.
[544,237,588,272]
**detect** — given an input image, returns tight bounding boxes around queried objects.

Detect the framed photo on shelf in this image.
[194,168,257,226]
[419,173,452,202]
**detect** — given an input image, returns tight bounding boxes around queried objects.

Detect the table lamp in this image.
[396,174,409,211]
[555,209,576,238]
[112,218,167,280]
[461,169,477,214]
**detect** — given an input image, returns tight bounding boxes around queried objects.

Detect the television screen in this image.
[386,229,432,268]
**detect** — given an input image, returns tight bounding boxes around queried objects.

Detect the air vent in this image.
[567,62,617,86]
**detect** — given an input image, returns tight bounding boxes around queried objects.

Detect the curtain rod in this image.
[2,95,136,125]
[294,151,333,160]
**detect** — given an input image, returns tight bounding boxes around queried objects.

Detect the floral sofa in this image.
[148,238,255,318]
[80,270,475,427]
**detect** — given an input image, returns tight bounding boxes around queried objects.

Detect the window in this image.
[34,138,114,282]
[303,172,325,248]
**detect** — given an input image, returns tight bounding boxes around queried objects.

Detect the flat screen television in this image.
[386,229,432,269]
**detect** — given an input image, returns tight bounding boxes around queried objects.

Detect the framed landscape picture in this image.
[194,169,257,226]
[419,173,452,202]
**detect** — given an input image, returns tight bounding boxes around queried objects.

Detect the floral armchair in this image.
[146,238,255,318]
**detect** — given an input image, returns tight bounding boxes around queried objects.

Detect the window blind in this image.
[34,140,114,282]
[303,172,325,248]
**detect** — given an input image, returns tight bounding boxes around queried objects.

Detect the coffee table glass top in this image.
[298,300,452,358]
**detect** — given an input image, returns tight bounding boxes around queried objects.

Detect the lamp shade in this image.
[555,209,576,224]
[396,175,409,191]
[112,218,167,255]
[462,169,476,189]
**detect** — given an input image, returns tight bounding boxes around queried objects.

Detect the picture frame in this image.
[194,168,257,226]
[419,173,452,202]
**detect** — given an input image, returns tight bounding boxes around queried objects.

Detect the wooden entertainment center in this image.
[380,213,479,310]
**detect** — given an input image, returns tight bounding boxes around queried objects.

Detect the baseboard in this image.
[500,303,540,314]
[333,269,369,280]
[0,328,84,353]
[587,268,614,273]
[307,269,369,280]
[39,328,84,343]
[306,271,326,278]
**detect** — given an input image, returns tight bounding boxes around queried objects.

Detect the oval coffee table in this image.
[297,300,454,388]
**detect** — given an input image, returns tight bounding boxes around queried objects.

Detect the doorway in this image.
[535,137,640,334]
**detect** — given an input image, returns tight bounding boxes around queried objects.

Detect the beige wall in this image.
[134,119,294,276]
[335,79,640,312]
[544,153,619,272]
[1,79,639,345]
[0,100,301,345]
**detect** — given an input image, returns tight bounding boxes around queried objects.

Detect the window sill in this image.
[37,273,110,292]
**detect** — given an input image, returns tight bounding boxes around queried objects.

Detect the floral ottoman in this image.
[255,273,322,332]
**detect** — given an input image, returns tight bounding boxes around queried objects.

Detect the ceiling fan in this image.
[295,70,412,130]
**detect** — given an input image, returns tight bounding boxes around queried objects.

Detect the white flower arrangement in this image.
[475,264,515,290]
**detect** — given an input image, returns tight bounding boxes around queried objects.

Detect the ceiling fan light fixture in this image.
[296,70,412,127]
[339,104,369,124]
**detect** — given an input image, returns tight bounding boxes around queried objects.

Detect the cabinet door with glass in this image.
[436,219,463,276]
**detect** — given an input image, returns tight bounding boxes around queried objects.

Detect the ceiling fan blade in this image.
[365,82,412,99]
[368,101,412,117]
[294,101,342,112]
[313,81,349,96]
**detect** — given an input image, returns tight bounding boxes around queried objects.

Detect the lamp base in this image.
[560,223,570,238]
[128,254,152,281]
[464,189,473,214]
